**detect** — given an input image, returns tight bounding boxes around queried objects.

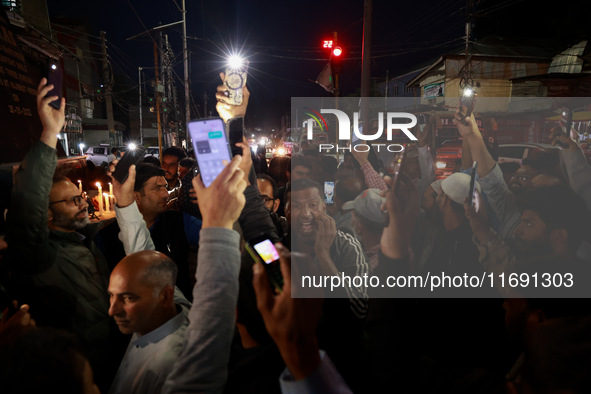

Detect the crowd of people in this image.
[0,77,590,394]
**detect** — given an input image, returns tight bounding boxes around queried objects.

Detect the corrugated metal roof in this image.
[548,40,587,74]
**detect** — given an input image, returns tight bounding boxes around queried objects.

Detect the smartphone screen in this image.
[189,118,231,187]
[245,239,284,293]
[324,181,335,205]
[253,239,280,264]
[46,61,63,110]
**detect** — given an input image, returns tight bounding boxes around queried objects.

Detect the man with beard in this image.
[98,163,201,299]
[285,178,368,391]
[3,79,143,390]
[161,147,186,191]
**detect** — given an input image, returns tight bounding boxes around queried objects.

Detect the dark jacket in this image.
[4,141,116,380]
[97,210,195,299]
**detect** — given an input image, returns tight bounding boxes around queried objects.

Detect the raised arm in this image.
[109,161,155,253]
[163,155,247,393]
[554,132,591,211]
[454,110,495,178]
[455,109,520,239]
[5,79,65,271]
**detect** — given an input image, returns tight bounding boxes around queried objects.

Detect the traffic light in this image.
[331,45,343,74]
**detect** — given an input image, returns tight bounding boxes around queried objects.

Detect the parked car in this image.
[85,145,110,167]
[497,143,556,164]
[145,146,160,158]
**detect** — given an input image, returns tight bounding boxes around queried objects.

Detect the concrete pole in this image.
[154,42,163,162]
[100,31,116,145]
[182,0,190,143]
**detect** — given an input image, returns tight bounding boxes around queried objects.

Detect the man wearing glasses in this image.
[48,180,89,230]
[3,79,141,391]
[257,174,288,238]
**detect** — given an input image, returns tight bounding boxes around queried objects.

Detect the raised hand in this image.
[215,72,250,124]
[252,244,323,380]
[192,155,247,229]
[107,159,137,208]
[37,78,66,147]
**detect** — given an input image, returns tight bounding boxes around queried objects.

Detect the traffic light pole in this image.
[333,31,341,162]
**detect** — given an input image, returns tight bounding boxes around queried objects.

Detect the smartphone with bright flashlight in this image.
[556,107,572,149]
[468,161,478,209]
[224,59,249,106]
[244,236,283,293]
[189,117,232,187]
[459,89,476,125]
[112,145,146,184]
[46,60,63,110]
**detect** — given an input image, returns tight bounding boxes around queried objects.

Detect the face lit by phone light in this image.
[286,186,325,243]
[135,176,169,215]
[49,179,90,231]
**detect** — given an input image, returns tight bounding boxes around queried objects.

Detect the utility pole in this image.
[360,0,372,136]
[138,67,143,145]
[182,0,190,142]
[100,31,116,145]
[154,42,163,162]
[384,69,389,111]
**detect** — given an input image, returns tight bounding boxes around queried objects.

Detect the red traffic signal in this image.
[332,46,342,57]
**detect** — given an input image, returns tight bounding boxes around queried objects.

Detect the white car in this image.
[145,146,160,158]
[497,143,556,164]
[85,145,110,167]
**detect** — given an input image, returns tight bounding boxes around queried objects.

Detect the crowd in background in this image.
[0,78,590,394]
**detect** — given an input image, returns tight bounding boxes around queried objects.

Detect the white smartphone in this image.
[224,60,249,105]
[188,117,232,187]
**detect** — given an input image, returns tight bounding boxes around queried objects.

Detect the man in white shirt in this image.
[107,250,189,394]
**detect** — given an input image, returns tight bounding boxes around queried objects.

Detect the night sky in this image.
[49,0,590,130]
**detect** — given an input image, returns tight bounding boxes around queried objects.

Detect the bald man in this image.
[108,250,190,394]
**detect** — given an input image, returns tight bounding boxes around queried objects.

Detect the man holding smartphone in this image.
[3,79,136,390]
